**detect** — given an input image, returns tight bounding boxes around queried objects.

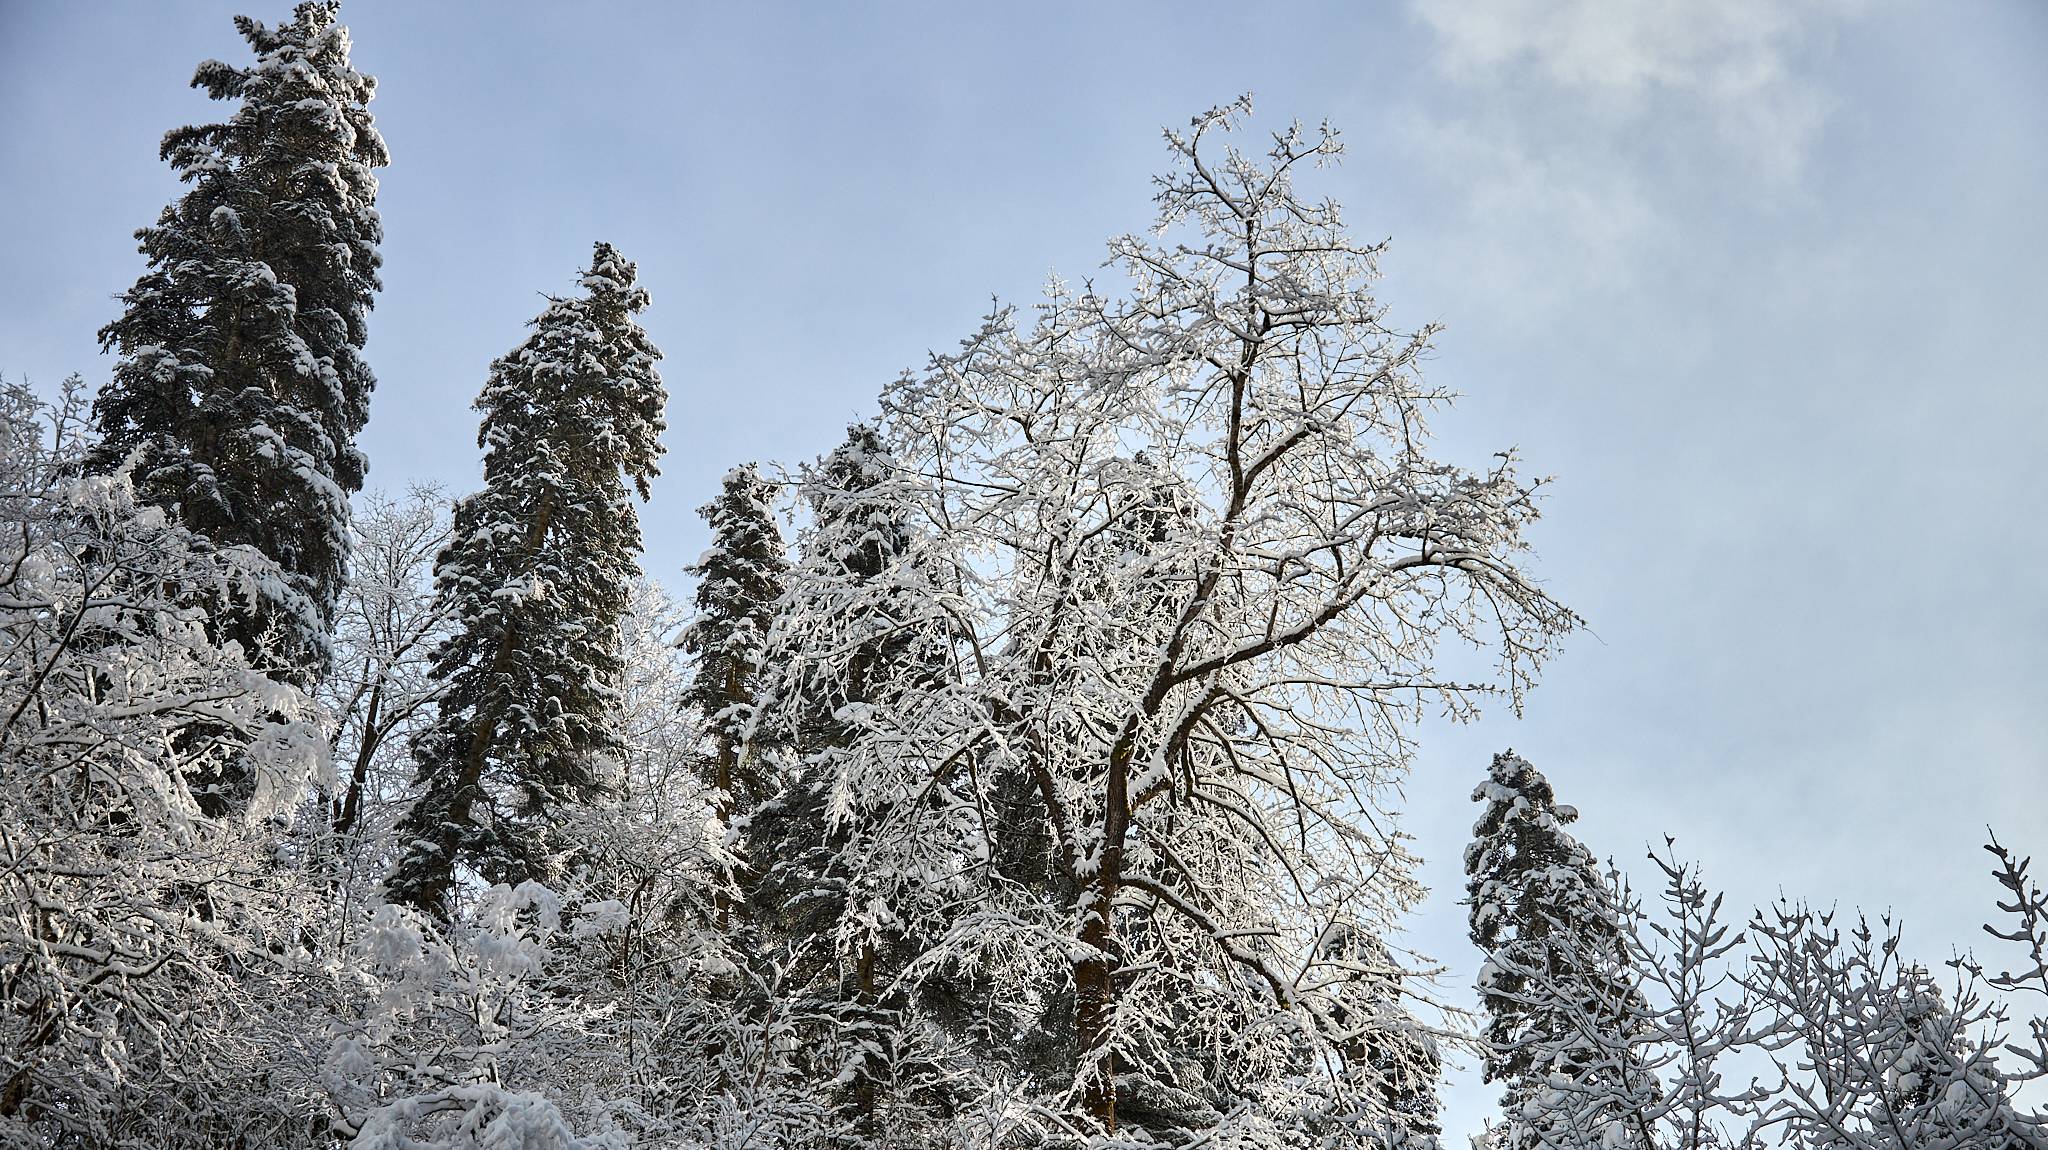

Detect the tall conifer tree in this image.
[751,427,914,953]
[749,424,961,1144]
[89,1,386,680]
[681,463,788,826]
[1315,926,1444,1150]
[1466,752,1654,1150]
[386,243,666,915]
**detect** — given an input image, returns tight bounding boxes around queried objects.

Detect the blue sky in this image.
[3,1,2044,1137]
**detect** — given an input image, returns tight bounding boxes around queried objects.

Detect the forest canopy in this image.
[0,5,2041,1150]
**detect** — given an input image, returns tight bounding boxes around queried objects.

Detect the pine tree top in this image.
[800,423,922,580]
[1465,751,1610,948]
[475,241,665,499]
[88,0,388,682]
[578,241,647,303]
[688,464,786,582]
[1469,751,1581,840]
[683,463,788,679]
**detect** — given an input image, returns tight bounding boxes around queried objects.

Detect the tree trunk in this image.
[854,941,879,1140]
[1075,741,1132,1135]
[332,678,382,835]
[402,496,554,916]
[1074,881,1118,1135]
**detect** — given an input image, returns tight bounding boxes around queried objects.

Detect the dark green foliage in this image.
[1319,927,1444,1149]
[88,1,386,681]
[744,426,965,1145]
[385,243,665,915]
[1466,751,1653,1150]
[681,463,788,821]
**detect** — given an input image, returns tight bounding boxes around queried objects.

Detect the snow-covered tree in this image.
[325,883,634,1150]
[324,487,454,840]
[1466,751,1656,1150]
[609,578,719,835]
[87,0,387,684]
[1462,801,2048,1150]
[554,578,750,1143]
[1744,899,2046,1150]
[772,99,1576,1145]
[385,243,666,916]
[333,580,773,1150]
[681,463,788,830]
[747,424,964,1146]
[1316,926,1446,1150]
[765,424,941,757]
[1592,846,1773,1150]
[1979,834,2048,1095]
[303,486,454,923]
[0,377,330,1146]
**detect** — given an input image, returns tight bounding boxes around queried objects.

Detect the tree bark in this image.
[401,496,553,916]
[332,678,381,835]
[1075,739,1132,1135]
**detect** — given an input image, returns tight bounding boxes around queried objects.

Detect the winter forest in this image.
[0,4,2042,1149]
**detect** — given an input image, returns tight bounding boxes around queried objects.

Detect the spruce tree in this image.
[1465,751,1654,1150]
[385,243,666,915]
[680,463,788,826]
[777,424,924,753]
[749,424,959,1144]
[750,426,913,954]
[1875,973,2029,1147]
[89,1,386,680]
[1318,926,1444,1150]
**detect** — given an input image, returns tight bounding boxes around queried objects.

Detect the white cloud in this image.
[1401,0,1859,313]
[1400,113,1657,311]
[1415,0,1848,184]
